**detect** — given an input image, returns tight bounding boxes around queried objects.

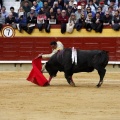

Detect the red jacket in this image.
[57,15,68,24]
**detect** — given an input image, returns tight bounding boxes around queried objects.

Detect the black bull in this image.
[45,48,109,87]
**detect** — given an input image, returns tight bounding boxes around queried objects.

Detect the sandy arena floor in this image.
[0,70,120,120]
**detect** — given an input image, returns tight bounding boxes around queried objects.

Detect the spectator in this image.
[91,12,103,33]
[86,0,98,13]
[85,12,93,31]
[0,12,5,31]
[21,0,32,7]
[48,12,57,24]
[109,0,118,10]
[69,0,76,7]
[66,12,77,33]
[72,1,78,13]
[10,7,18,18]
[37,0,43,8]
[81,2,86,13]
[85,6,95,17]
[43,1,50,14]
[1,6,9,18]
[56,8,61,21]
[6,12,16,28]
[22,1,31,13]
[75,6,82,20]
[26,12,37,34]
[27,6,37,17]
[16,14,27,33]
[37,10,47,31]
[18,7,26,18]
[66,6,73,17]
[57,10,69,33]
[111,10,120,30]
[58,0,64,8]
[103,11,112,26]
[33,0,41,13]
[53,1,62,14]
[96,6,104,18]
[108,6,114,16]
[77,0,87,6]
[99,1,108,14]
[75,12,86,31]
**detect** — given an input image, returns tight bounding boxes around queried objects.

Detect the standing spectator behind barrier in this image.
[57,9,69,33]
[48,12,57,24]
[1,6,9,18]
[111,10,120,31]
[103,11,112,26]
[6,13,16,29]
[26,12,37,34]
[0,12,5,31]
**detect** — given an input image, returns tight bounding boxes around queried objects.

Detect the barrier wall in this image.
[0,25,120,61]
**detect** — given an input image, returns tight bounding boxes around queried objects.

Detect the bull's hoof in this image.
[70,81,76,87]
[96,84,101,88]
[96,81,103,88]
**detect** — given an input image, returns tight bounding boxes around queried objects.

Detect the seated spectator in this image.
[85,6,95,17]
[85,12,93,31]
[103,11,112,26]
[77,0,87,6]
[108,0,118,10]
[21,0,32,7]
[108,6,114,16]
[37,0,43,8]
[22,1,31,14]
[48,12,56,24]
[57,10,69,33]
[33,1,41,13]
[53,1,62,14]
[75,12,86,31]
[26,12,37,34]
[56,8,61,20]
[48,0,54,8]
[6,12,16,28]
[80,2,86,13]
[37,10,47,31]
[27,6,38,17]
[58,0,64,8]
[43,1,50,14]
[10,7,18,18]
[96,6,104,19]
[69,0,75,7]
[0,12,5,31]
[66,6,73,17]
[91,12,103,33]
[75,6,82,20]
[1,6,9,18]
[86,0,98,14]
[66,12,77,33]
[16,14,27,33]
[111,10,120,31]
[18,7,26,18]
[99,1,108,14]
[72,1,78,13]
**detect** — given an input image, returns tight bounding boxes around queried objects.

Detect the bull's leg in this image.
[97,68,106,87]
[64,74,75,87]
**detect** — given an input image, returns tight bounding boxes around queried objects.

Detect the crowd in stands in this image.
[0,0,120,34]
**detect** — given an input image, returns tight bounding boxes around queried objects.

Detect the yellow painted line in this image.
[0,28,120,37]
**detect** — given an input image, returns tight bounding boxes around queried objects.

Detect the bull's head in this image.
[45,62,58,78]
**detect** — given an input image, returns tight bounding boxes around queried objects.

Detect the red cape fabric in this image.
[27,57,48,86]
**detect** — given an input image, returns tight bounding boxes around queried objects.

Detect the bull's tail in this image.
[93,50,109,68]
